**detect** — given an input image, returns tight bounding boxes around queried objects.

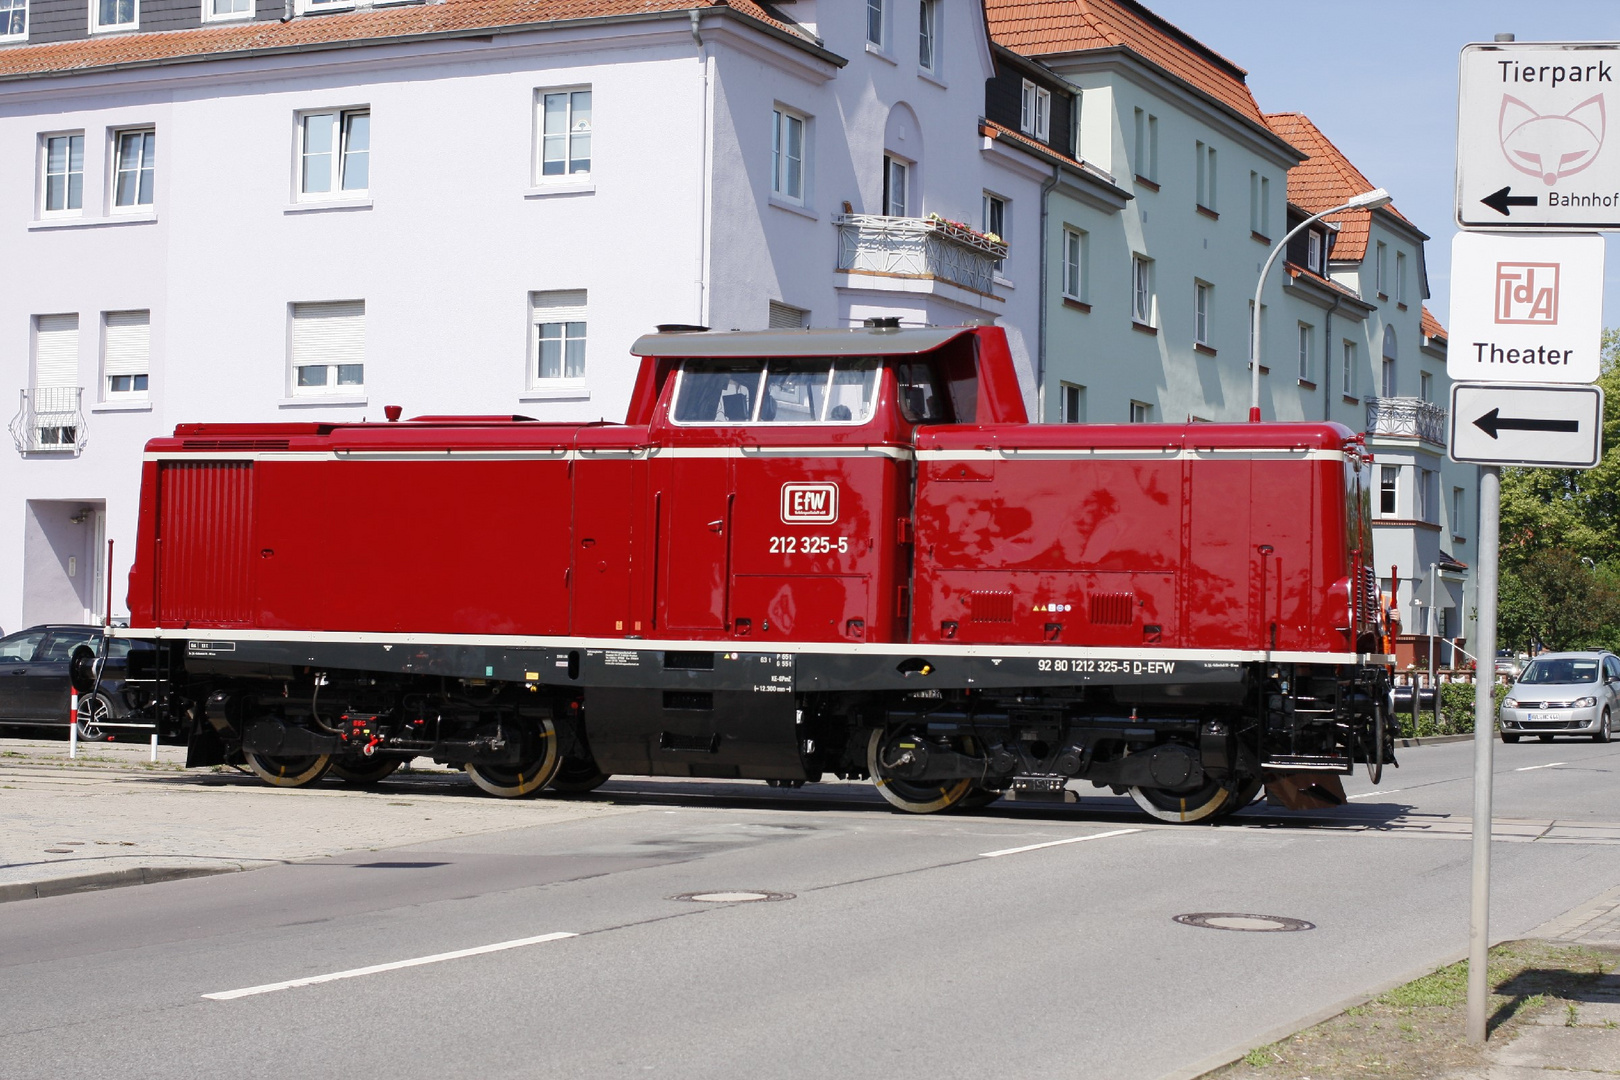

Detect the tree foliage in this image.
[1496,329,1620,651]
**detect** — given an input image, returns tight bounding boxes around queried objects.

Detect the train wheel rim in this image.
[867,728,973,814]
[243,749,333,788]
[1128,779,1231,824]
[330,757,404,785]
[465,719,560,798]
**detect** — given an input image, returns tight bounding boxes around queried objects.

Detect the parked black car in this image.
[0,624,155,741]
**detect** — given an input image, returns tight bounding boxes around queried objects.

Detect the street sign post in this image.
[1449,382,1604,467]
[1445,231,1605,383]
[1458,42,1620,229]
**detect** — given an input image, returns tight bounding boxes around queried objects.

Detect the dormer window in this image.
[1306,229,1323,273]
[1020,80,1050,141]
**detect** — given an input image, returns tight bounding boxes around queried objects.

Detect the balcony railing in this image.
[1365,396,1447,446]
[10,386,87,454]
[834,213,1009,296]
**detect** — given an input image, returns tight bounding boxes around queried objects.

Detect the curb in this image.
[1395,733,1476,747]
[0,864,244,904]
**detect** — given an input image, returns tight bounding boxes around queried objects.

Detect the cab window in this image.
[895,361,951,423]
[672,358,877,425]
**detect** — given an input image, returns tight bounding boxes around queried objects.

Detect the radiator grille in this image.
[1088,592,1135,625]
[181,439,291,451]
[156,461,255,626]
[968,590,1015,623]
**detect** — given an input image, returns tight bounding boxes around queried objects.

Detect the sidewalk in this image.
[0,736,636,902]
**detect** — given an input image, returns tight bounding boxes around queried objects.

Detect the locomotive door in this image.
[660,455,731,631]
[571,436,649,637]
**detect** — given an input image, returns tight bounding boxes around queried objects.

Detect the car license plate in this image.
[1529,712,1560,721]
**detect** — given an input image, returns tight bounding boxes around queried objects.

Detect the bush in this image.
[1403,681,1507,737]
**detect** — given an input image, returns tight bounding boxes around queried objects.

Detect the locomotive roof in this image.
[630,326,978,358]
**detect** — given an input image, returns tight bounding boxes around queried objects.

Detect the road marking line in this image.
[202,932,577,1001]
[1347,790,1398,799]
[1515,762,1567,772]
[980,828,1139,858]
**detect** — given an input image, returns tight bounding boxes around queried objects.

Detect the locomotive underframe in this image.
[117,634,1394,818]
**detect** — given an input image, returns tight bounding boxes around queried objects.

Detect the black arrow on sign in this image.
[1481,186,1539,216]
[1473,408,1579,439]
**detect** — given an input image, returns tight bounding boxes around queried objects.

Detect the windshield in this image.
[671,358,879,425]
[1517,658,1600,685]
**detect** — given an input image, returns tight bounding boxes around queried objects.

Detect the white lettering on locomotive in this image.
[780,482,838,524]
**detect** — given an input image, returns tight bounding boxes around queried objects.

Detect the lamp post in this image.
[1250,187,1393,421]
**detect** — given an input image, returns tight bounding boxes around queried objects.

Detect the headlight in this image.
[1576,696,1598,708]
[1503,698,1518,709]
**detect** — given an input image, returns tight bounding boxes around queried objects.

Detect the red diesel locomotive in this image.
[104,324,1394,821]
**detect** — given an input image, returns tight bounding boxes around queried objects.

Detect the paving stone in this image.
[1493,1025,1620,1072]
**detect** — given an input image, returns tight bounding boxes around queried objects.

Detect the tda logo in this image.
[780,482,838,524]
[1495,262,1560,324]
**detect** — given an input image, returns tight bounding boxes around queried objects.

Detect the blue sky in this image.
[1138,0,1620,330]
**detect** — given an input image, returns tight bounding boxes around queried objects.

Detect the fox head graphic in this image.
[1499,93,1606,185]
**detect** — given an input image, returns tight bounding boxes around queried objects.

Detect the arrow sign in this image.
[1480,186,1538,217]
[1473,408,1579,439]
[1450,383,1604,469]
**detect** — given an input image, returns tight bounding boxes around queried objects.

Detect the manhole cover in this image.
[1173,912,1315,932]
[672,891,793,904]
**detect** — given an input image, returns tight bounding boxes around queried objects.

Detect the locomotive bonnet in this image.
[104,323,1396,819]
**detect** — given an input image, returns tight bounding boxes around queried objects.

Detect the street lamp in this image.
[1249,187,1393,421]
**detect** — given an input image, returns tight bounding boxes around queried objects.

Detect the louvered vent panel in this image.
[156,461,254,626]
[1088,592,1135,625]
[968,590,1015,623]
[181,439,291,451]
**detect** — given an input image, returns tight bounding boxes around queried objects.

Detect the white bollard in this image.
[68,689,78,759]
[150,734,158,763]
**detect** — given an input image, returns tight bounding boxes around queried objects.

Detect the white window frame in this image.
[1306,230,1322,273]
[882,155,909,217]
[1061,383,1085,423]
[1133,109,1159,182]
[1195,141,1216,210]
[110,127,155,212]
[866,0,884,48]
[1376,241,1388,295]
[917,0,938,72]
[297,108,370,201]
[1452,486,1466,536]
[1417,468,1437,524]
[1396,250,1408,303]
[201,0,250,21]
[1249,171,1271,237]
[1129,400,1152,424]
[289,300,365,396]
[536,87,592,183]
[1381,325,1398,396]
[531,290,588,387]
[102,309,150,400]
[40,132,85,218]
[297,0,352,13]
[1131,255,1153,326]
[88,0,136,33]
[1194,281,1211,346]
[982,191,1006,274]
[1341,340,1357,399]
[1061,227,1085,301]
[0,0,27,42]
[1420,370,1433,403]
[1379,465,1399,518]
[1297,323,1314,382]
[771,107,806,205]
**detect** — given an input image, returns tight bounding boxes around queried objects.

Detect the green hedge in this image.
[1394,681,1508,737]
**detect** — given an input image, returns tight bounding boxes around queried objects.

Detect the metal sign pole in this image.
[1467,465,1501,1043]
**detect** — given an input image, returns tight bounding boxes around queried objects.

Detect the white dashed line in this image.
[1347,790,1398,799]
[1515,762,1567,772]
[980,828,1140,858]
[203,932,577,1000]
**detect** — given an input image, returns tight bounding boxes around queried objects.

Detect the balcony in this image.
[834,213,1009,296]
[1365,396,1447,447]
[10,386,87,454]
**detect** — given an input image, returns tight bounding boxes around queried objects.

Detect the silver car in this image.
[1500,651,1620,743]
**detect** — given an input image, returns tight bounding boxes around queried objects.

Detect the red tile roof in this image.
[0,0,799,79]
[1285,262,1368,306]
[984,0,1267,128]
[1421,305,1447,343]
[979,118,1083,170]
[1264,111,1415,263]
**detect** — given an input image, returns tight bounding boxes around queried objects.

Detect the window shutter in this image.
[34,314,79,388]
[104,310,150,377]
[292,300,365,368]
[768,301,808,329]
[531,290,587,324]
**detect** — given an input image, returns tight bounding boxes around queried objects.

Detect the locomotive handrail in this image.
[576,446,651,458]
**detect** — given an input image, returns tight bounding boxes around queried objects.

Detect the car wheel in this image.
[75,693,115,742]
[1597,710,1612,744]
[1501,733,1520,744]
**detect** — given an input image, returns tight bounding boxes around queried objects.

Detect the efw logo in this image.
[1500,93,1606,185]
[780,482,838,524]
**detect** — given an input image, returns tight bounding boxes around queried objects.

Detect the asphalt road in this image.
[1,736,1617,1080]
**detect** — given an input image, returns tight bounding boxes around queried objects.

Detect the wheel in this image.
[1596,710,1612,744]
[1128,778,1233,823]
[465,718,560,798]
[1539,734,1555,743]
[1365,706,1386,785]
[1501,733,1521,744]
[75,693,115,743]
[867,728,974,814]
[955,786,1006,811]
[243,749,333,787]
[329,757,404,785]
[546,756,611,794]
[1213,778,1264,818]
